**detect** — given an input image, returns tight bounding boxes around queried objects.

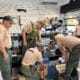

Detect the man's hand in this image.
[3,53,8,61]
[59,48,68,63]
[23,42,27,47]
[63,53,68,63]
[40,63,46,70]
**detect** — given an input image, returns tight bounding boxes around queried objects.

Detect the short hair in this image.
[50,32,58,40]
[36,42,43,49]
[36,20,44,26]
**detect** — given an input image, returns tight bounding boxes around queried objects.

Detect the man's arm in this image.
[0,41,8,60]
[59,47,67,58]
[37,51,46,71]
[0,27,8,61]
[22,29,27,47]
[38,31,42,42]
[57,40,68,62]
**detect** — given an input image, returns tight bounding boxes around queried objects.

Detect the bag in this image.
[26,22,39,47]
[56,64,66,74]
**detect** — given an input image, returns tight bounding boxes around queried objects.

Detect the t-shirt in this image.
[0,24,12,48]
[55,34,80,50]
[22,47,43,66]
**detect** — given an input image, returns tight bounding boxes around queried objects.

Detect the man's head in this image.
[3,16,14,28]
[36,42,43,51]
[35,20,44,30]
[50,31,58,40]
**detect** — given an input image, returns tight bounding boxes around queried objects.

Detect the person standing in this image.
[0,16,13,80]
[22,21,43,55]
[50,32,80,80]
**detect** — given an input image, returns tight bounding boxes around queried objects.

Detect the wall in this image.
[0,0,60,21]
[0,0,69,33]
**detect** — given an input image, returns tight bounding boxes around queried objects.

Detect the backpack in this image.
[26,21,39,48]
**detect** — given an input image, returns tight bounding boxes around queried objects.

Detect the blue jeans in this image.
[0,48,12,80]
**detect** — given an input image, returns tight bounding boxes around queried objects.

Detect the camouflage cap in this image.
[3,16,14,24]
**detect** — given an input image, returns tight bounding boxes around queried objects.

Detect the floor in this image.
[0,62,80,80]
[12,76,25,80]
